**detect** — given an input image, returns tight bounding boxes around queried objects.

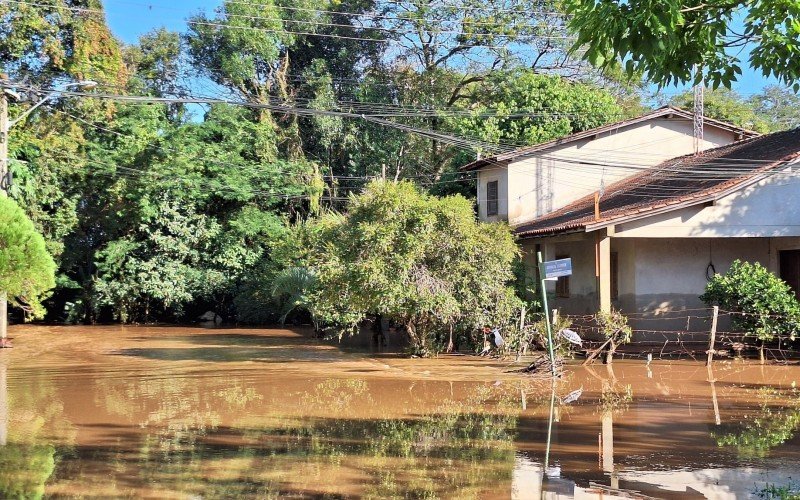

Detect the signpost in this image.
[537,253,572,377]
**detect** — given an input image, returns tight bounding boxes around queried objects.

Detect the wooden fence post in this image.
[706,306,719,366]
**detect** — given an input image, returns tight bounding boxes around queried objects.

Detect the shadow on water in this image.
[112,346,349,363]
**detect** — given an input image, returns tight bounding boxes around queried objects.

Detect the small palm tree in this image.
[271,267,317,326]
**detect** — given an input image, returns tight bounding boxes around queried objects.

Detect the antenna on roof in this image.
[693,65,704,154]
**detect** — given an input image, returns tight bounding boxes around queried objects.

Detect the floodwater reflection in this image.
[2,325,800,498]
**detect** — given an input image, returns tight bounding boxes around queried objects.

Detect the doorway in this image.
[779,250,800,300]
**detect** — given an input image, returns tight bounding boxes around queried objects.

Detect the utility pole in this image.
[0,90,9,347]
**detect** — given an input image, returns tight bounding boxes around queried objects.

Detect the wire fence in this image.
[541,307,800,362]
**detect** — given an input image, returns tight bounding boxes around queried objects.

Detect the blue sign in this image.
[541,258,572,279]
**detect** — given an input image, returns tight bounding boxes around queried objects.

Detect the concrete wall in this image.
[519,235,637,316]
[518,235,800,338]
[476,164,509,221]
[615,165,800,238]
[482,117,739,225]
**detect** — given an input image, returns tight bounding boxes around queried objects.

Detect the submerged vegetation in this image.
[702,260,800,359]
[282,180,522,355]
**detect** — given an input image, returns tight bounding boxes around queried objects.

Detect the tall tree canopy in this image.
[565,0,800,90]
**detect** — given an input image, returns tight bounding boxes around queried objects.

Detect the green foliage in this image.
[596,308,633,345]
[0,0,127,86]
[565,0,800,91]
[758,482,800,500]
[670,88,772,133]
[749,86,800,132]
[525,314,576,358]
[701,260,800,342]
[0,196,56,319]
[292,180,521,355]
[271,267,317,324]
[450,70,625,158]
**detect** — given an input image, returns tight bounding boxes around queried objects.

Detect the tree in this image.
[669,87,771,133]
[749,85,800,131]
[290,180,521,355]
[0,0,126,86]
[701,260,800,361]
[449,69,625,156]
[565,0,800,90]
[0,196,56,319]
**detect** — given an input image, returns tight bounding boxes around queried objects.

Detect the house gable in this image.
[472,107,757,224]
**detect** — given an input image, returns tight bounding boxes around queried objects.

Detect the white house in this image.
[461,108,800,334]
[461,106,757,225]
[508,128,800,332]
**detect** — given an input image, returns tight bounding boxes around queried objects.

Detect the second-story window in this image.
[486,180,499,216]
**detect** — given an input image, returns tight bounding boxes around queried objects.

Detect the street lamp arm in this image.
[6,80,97,130]
[7,90,60,129]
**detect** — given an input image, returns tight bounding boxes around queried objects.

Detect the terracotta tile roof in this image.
[515,127,800,238]
[460,106,760,172]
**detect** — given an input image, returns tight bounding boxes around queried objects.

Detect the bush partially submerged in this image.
[701,260,800,343]
[596,308,632,364]
[282,180,522,356]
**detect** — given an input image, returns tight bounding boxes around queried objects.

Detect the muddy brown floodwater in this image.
[1,326,800,499]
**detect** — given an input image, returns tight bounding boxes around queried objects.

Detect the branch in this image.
[446,75,485,106]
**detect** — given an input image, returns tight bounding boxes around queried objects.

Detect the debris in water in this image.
[560,328,582,346]
[562,387,583,404]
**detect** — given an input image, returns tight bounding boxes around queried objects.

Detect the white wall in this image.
[614,165,800,238]
[476,164,509,221]
[502,118,738,225]
[519,235,637,316]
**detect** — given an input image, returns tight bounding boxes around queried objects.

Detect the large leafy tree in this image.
[290,180,521,355]
[84,103,313,322]
[0,197,56,319]
[668,87,771,133]
[565,0,800,90]
[0,0,126,85]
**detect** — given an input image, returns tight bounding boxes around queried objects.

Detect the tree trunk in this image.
[605,340,616,365]
[446,324,454,353]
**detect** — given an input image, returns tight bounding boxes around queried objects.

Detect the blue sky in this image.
[103,0,778,97]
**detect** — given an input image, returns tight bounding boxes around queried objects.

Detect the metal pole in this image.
[0,92,8,346]
[543,378,556,469]
[537,251,556,377]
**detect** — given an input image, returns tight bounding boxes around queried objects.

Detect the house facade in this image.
[462,106,757,225]
[516,129,800,333]
[462,108,800,335]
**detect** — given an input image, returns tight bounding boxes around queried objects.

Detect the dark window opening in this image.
[780,250,800,300]
[486,180,499,216]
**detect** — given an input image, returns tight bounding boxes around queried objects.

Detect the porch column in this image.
[596,228,613,313]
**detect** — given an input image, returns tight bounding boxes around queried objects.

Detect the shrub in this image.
[596,308,632,364]
[288,180,522,356]
[700,260,800,343]
[0,196,56,319]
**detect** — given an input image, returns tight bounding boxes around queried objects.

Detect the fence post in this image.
[706,306,719,366]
